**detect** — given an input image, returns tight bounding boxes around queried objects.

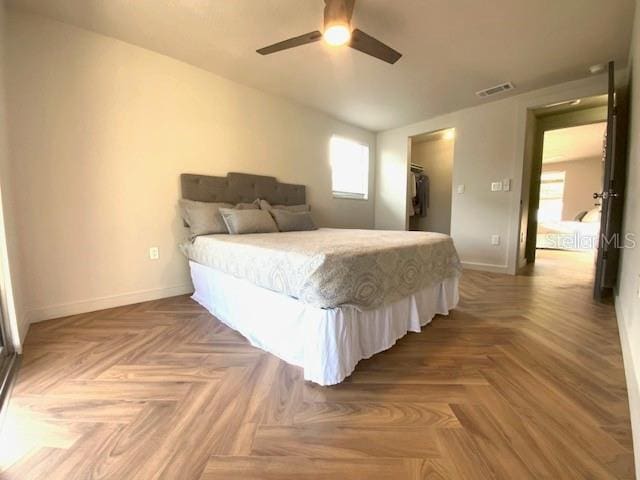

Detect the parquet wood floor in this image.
[0,249,635,479]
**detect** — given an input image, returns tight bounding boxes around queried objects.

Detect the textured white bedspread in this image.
[182,228,461,310]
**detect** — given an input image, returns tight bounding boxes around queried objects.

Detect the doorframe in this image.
[0,316,18,420]
[523,105,608,264]
[0,266,19,418]
[406,127,456,234]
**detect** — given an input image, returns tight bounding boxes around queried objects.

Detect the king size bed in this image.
[180,172,462,385]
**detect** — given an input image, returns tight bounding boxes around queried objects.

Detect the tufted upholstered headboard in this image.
[180,172,306,206]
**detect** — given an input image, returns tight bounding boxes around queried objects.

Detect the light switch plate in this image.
[491,235,501,245]
[491,182,503,192]
[457,184,465,194]
[502,178,511,191]
[149,247,159,260]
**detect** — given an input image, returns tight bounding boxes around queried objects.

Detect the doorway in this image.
[408,128,455,234]
[522,95,608,279]
[520,63,628,300]
[535,122,607,251]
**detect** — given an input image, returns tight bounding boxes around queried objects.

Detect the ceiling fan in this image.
[256,0,402,65]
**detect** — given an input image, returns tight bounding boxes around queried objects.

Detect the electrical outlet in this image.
[491,235,501,246]
[457,184,465,194]
[491,182,503,192]
[149,247,159,260]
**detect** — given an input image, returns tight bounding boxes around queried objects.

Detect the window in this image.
[330,136,369,199]
[538,171,565,222]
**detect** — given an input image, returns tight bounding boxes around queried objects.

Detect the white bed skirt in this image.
[189,261,459,386]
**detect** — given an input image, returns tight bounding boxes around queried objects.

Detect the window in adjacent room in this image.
[538,171,566,222]
[330,136,369,199]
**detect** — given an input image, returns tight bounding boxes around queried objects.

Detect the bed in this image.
[536,208,601,251]
[180,172,462,385]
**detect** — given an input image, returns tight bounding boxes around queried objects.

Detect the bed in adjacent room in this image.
[536,207,601,251]
[179,172,462,385]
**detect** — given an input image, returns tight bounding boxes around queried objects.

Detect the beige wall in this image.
[616,0,640,476]
[409,137,453,234]
[5,11,375,324]
[375,75,609,273]
[541,157,602,221]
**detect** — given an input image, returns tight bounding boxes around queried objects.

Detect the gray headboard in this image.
[180,172,306,205]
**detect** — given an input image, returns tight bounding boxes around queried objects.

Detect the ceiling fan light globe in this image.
[324,24,351,46]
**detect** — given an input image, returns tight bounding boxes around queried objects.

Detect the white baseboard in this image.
[614,295,640,480]
[518,256,528,269]
[25,284,194,325]
[461,261,510,274]
[16,320,28,354]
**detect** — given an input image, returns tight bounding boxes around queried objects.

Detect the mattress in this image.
[181,228,462,310]
[537,220,600,250]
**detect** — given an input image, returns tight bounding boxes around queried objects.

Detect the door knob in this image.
[593,191,619,200]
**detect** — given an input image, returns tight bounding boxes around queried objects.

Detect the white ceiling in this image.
[7,0,636,131]
[543,122,607,164]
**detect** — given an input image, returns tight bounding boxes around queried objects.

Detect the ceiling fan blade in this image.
[349,28,402,64]
[324,0,356,24]
[345,0,356,21]
[257,31,322,55]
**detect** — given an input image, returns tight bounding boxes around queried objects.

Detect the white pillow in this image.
[582,208,601,223]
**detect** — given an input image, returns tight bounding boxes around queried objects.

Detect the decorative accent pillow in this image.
[180,199,233,237]
[219,208,279,234]
[269,209,317,232]
[259,199,310,213]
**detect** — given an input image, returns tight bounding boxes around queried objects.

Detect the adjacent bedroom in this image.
[524,96,610,284]
[0,1,639,479]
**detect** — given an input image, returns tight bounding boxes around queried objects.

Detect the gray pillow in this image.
[219,208,279,234]
[269,209,317,232]
[180,199,233,237]
[259,199,310,213]
[235,199,261,210]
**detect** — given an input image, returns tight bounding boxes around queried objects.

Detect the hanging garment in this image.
[416,175,429,218]
[409,173,418,216]
[410,173,417,198]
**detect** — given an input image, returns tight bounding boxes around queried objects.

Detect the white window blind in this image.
[538,171,566,222]
[330,136,369,199]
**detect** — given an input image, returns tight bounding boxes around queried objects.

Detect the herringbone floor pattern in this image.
[0,250,635,479]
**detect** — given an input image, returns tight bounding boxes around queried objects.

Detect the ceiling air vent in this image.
[476,82,515,98]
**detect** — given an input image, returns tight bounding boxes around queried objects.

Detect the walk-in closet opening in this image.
[408,128,455,234]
